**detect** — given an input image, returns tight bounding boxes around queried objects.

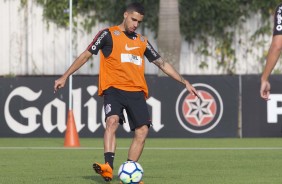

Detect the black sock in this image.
[127,158,133,161]
[104,152,115,169]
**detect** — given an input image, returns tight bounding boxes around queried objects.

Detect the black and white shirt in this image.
[87,28,161,62]
[273,3,282,35]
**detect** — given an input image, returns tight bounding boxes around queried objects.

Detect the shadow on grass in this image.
[82,175,120,183]
[82,175,103,182]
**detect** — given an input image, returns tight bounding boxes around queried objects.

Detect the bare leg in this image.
[128,125,149,161]
[92,115,119,181]
[104,115,119,152]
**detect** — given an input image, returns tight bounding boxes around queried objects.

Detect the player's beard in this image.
[124,22,135,34]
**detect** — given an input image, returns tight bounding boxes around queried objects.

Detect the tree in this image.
[20,0,282,74]
[157,0,181,75]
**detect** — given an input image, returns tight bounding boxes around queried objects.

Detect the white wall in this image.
[0,0,280,75]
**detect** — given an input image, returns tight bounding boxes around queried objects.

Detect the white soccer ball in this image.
[118,161,144,184]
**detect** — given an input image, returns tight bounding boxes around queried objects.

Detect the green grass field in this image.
[0,138,282,184]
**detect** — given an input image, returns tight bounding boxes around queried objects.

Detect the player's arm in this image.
[54,50,92,92]
[260,4,282,100]
[261,35,282,82]
[54,29,110,92]
[260,35,282,100]
[152,57,200,98]
[145,41,199,97]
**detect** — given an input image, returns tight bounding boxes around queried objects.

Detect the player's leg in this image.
[104,114,120,168]
[93,115,119,181]
[123,90,151,161]
[114,89,149,184]
[128,125,149,161]
[93,87,124,181]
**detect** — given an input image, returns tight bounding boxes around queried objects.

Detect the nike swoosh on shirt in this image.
[125,44,140,51]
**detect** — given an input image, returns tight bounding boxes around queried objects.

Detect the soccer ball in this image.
[118,161,144,184]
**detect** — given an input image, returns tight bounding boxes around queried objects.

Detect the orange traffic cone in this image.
[64,110,80,147]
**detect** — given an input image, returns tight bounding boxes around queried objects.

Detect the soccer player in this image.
[54,2,199,182]
[260,3,282,100]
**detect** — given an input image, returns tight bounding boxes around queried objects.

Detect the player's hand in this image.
[185,81,201,100]
[260,80,271,100]
[54,77,66,93]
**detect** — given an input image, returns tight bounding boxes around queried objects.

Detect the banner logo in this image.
[3,85,163,135]
[176,83,223,134]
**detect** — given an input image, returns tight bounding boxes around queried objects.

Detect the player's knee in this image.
[106,115,119,130]
[135,125,149,139]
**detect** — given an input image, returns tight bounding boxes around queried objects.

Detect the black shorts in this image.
[103,87,151,131]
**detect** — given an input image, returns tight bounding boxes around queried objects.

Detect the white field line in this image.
[0,147,281,150]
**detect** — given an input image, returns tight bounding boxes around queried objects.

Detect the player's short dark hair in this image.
[126,2,145,15]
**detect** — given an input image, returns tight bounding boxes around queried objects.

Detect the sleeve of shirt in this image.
[144,41,161,62]
[273,4,282,36]
[86,29,110,55]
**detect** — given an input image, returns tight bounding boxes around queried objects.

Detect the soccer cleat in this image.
[93,162,113,182]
